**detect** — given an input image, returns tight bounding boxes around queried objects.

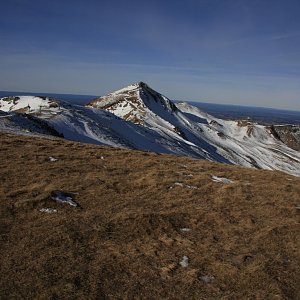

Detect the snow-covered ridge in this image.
[0,96,60,113]
[1,83,300,176]
[86,81,177,124]
[86,83,300,176]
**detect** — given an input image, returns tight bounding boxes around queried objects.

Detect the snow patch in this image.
[212,176,233,184]
[170,182,198,190]
[0,114,13,118]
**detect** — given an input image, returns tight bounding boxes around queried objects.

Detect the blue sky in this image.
[0,0,299,110]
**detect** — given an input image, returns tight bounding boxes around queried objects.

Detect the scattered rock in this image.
[39,208,57,213]
[176,172,193,177]
[49,156,58,162]
[243,255,254,263]
[180,228,191,233]
[212,175,233,184]
[179,164,188,169]
[51,190,79,207]
[200,275,215,283]
[170,182,198,190]
[179,256,189,268]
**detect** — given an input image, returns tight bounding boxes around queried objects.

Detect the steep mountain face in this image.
[87,82,177,125]
[1,84,300,176]
[86,83,300,176]
[0,111,63,138]
[174,102,300,172]
[272,125,300,151]
[86,82,227,162]
[0,95,210,157]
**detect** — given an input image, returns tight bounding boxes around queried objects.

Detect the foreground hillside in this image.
[1,133,300,299]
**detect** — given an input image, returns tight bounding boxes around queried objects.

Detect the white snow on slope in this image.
[1,83,300,177]
[176,102,300,175]
[0,96,208,157]
[86,83,300,176]
[0,96,60,113]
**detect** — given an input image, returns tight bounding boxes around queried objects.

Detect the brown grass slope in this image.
[0,132,299,299]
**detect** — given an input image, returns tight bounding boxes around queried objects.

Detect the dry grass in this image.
[0,132,299,299]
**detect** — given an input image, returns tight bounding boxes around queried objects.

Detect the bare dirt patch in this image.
[0,133,299,299]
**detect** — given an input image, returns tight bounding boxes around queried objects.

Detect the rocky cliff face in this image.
[86,82,177,124]
[273,125,300,151]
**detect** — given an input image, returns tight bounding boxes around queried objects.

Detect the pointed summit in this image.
[135,81,149,88]
[86,82,177,124]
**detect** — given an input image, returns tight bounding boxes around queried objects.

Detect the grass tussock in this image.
[0,132,300,299]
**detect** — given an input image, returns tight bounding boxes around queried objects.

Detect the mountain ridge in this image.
[86,81,177,125]
[1,82,300,176]
[87,82,300,176]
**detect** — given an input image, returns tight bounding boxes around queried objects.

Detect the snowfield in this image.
[0,96,60,113]
[1,82,300,176]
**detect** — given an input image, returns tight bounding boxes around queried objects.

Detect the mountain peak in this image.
[86,82,177,124]
[115,81,153,93]
[134,81,148,88]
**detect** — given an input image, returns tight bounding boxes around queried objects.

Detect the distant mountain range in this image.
[1,82,300,176]
[1,90,300,125]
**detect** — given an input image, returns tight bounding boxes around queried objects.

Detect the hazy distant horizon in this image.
[1,0,300,111]
[1,89,300,114]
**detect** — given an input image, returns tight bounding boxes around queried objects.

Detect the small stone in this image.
[51,190,78,207]
[200,275,215,283]
[180,228,191,233]
[39,208,57,213]
[49,156,58,162]
[212,175,233,184]
[179,256,189,267]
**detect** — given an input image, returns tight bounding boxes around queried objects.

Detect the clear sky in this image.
[0,0,299,110]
